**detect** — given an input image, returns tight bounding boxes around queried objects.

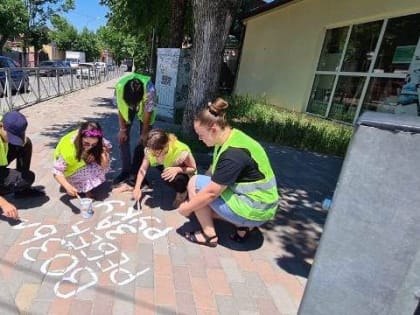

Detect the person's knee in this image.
[24,137,33,149]
[21,170,35,186]
[187,175,198,194]
[13,170,35,191]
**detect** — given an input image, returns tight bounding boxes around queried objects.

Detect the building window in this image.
[307,12,420,124]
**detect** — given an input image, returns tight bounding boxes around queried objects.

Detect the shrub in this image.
[226,95,353,157]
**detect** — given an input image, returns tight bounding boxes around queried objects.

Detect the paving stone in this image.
[27,299,51,315]
[0,76,337,314]
[219,257,245,283]
[169,244,187,266]
[230,282,258,313]
[15,283,40,313]
[0,280,19,314]
[267,284,299,315]
[242,271,270,298]
[215,295,238,315]
[175,291,196,315]
[135,263,154,289]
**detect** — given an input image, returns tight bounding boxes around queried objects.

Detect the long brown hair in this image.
[146,128,170,150]
[74,121,104,164]
[194,97,230,129]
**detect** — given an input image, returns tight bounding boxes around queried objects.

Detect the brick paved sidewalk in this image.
[0,78,342,314]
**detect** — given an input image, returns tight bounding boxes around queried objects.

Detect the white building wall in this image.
[235,0,420,112]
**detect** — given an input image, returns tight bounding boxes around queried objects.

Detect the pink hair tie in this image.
[83,129,103,137]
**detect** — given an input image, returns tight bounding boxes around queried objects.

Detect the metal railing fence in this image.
[0,65,123,114]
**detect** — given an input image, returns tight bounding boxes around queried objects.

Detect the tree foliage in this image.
[73,28,100,62]
[23,0,75,64]
[0,0,29,52]
[100,0,192,70]
[100,0,247,134]
[49,15,78,51]
[100,0,171,42]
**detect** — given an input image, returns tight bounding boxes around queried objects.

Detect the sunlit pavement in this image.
[0,78,343,315]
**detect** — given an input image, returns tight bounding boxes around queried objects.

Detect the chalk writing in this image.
[14,199,171,298]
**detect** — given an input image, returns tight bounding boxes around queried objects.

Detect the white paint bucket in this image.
[79,198,94,218]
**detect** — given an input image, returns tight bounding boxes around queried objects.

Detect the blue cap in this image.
[2,111,28,146]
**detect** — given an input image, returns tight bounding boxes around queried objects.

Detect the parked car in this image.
[0,55,29,97]
[76,63,97,79]
[38,60,65,77]
[58,60,72,74]
[94,62,107,73]
[107,63,115,71]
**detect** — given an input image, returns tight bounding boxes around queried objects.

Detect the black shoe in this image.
[14,187,46,199]
[113,172,129,185]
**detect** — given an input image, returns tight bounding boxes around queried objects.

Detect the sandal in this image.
[230,227,254,243]
[184,230,218,248]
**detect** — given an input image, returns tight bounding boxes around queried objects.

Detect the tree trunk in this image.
[0,36,7,54]
[182,0,240,135]
[169,0,188,48]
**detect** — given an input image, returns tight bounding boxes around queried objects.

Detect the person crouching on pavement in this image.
[176,98,279,247]
[0,111,45,199]
[0,120,19,219]
[132,128,197,207]
[53,121,111,200]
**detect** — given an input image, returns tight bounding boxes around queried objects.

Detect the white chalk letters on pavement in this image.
[14,199,172,298]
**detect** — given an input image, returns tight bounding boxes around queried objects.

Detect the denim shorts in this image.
[195,175,264,228]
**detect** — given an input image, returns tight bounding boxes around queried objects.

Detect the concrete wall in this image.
[235,0,420,112]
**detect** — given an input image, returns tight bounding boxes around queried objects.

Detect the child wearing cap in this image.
[0,120,18,219]
[0,111,45,199]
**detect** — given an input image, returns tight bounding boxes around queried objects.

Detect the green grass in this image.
[171,95,353,157]
[226,95,353,157]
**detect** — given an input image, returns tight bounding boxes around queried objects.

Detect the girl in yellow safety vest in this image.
[53,121,112,199]
[132,129,197,207]
[176,98,279,247]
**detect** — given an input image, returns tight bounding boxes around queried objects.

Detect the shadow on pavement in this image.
[39,112,119,150]
[93,96,114,109]
[60,194,80,214]
[262,146,343,278]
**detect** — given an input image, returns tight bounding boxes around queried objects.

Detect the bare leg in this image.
[182,175,218,243]
[193,205,218,242]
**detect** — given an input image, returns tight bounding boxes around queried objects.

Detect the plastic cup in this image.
[79,198,94,218]
[322,198,332,210]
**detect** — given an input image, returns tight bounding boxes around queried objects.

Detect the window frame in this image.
[306,17,413,125]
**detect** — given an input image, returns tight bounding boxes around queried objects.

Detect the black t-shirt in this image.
[211,147,264,186]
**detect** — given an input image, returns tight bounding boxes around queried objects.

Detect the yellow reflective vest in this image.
[0,136,8,167]
[147,134,194,170]
[115,73,156,124]
[54,130,86,177]
[0,115,8,167]
[212,129,279,221]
